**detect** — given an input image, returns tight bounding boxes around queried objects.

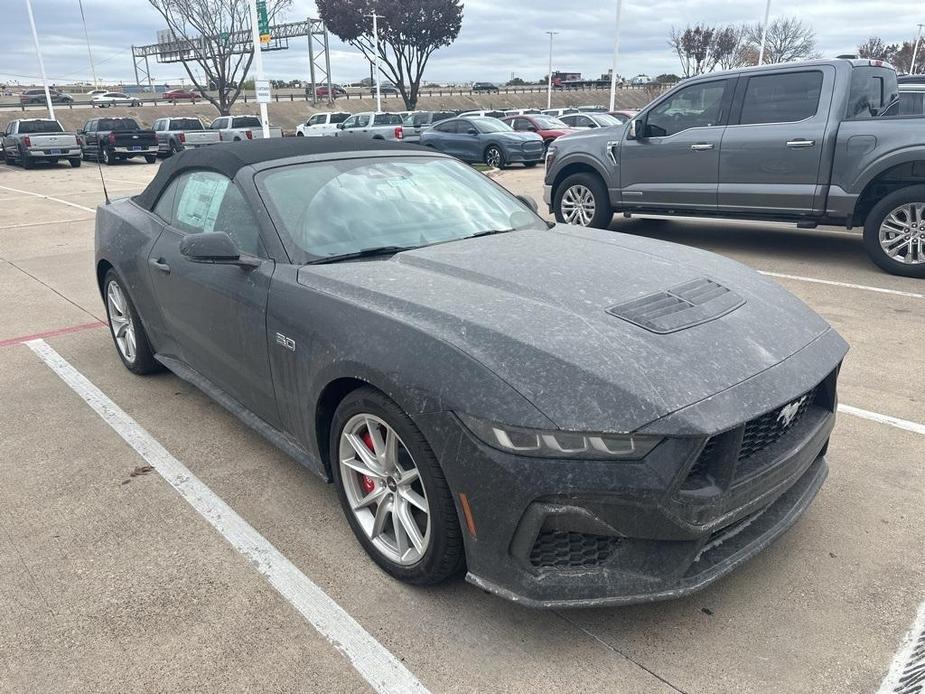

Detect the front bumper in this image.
[416,338,845,607]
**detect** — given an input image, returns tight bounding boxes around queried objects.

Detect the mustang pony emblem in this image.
[777,396,807,428]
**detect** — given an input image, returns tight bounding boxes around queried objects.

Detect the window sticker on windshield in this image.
[176,174,228,232]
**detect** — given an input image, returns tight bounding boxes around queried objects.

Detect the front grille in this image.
[682,385,823,491]
[529,530,620,569]
[739,387,816,462]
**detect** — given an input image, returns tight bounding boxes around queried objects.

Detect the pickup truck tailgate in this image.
[29,134,78,149]
[112,131,157,148]
[184,131,221,146]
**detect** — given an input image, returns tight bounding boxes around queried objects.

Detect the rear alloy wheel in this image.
[864,185,925,278]
[103,270,160,375]
[484,145,505,169]
[330,387,464,585]
[554,172,613,229]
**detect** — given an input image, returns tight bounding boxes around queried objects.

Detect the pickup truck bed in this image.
[2,119,82,168]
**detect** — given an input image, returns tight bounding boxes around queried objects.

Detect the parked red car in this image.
[313,84,348,99]
[501,114,581,150]
[163,88,199,102]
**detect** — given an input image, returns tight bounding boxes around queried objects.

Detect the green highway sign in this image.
[256,0,270,43]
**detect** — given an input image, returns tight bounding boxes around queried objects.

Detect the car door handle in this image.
[690,143,715,151]
[149,257,170,274]
[786,139,815,148]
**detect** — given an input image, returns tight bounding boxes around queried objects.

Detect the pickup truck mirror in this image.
[336,122,345,129]
[179,232,260,269]
[628,119,640,140]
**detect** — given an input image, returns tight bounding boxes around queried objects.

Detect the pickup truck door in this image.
[146,170,280,427]
[619,78,734,210]
[718,66,834,215]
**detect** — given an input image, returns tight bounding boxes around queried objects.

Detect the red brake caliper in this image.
[358,429,377,495]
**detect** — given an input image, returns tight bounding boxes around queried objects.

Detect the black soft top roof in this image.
[134,137,417,211]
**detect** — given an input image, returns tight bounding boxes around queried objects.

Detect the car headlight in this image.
[458,413,662,460]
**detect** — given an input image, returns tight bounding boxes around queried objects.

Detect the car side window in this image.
[153,177,182,223]
[170,171,263,256]
[308,114,324,126]
[433,120,454,133]
[342,115,358,129]
[738,71,823,125]
[512,118,530,131]
[645,80,728,137]
[330,112,350,124]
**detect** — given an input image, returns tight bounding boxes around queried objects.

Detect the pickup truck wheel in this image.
[144,155,157,164]
[69,158,81,168]
[864,185,925,278]
[554,172,612,229]
[21,150,34,169]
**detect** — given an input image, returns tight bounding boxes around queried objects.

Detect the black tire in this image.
[524,161,538,168]
[144,155,157,164]
[102,270,161,375]
[329,387,464,585]
[863,185,925,278]
[296,131,304,136]
[484,144,505,169]
[21,149,34,169]
[100,146,113,165]
[553,171,613,229]
[69,158,81,168]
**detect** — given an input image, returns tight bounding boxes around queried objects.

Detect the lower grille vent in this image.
[529,530,620,569]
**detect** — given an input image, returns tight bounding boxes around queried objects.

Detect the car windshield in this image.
[18,120,63,134]
[471,118,511,133]
[170,118,203,130]
[258,156,546,261]
[590,114,621,127]
[533,116,567,129]
[98,118,139,131]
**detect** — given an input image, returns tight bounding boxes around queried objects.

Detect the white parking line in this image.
[0,218,94,230]
[0,183,94,213]
[878,601,925,694]
[839,405,925,436]
[25,338,429,694]
[760,271,925,300]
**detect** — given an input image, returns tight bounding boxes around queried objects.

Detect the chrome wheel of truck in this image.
[864,185,925,278]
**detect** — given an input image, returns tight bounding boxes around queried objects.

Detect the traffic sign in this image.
[256,0,271,44]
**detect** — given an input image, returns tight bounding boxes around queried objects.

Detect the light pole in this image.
[77,0,98,86]
[911,24,924,75]
[545,31,558,110]
[24,0,54,120]
[608,0,623,113]
[368,12,383,112]
[757,0,772,66]
[246,0,270,138]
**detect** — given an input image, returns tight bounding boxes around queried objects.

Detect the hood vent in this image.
[607,278,745,334]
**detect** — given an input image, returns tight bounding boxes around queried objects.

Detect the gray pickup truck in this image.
[2,119,82,168]
[333,111,405,141]
[545,59,925,277]
[152,117,221,156]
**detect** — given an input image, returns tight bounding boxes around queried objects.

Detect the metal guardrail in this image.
[5,83,672,112]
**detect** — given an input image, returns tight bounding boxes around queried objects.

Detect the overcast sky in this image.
[1,0,923,86]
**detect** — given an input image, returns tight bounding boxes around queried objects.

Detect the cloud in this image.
[1,0,923,85]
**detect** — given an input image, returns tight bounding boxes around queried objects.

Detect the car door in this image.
[718,67,832,215]
[619,78,733,210]
[146,170,280,426]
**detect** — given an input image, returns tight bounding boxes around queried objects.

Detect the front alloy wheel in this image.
[339,414,430,565]
[484,145,504,169]
[878,203,925,266]
[561,184,596,225]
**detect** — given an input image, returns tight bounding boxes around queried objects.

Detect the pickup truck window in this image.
[331,112,350,124]
[846,66,899,120]
[231,117,261,128]
[308,114,325,126]
[98,118,140,131]
[17,120,64,134]
[373,113,403,126]
[646,80,728,137]
[738,71,823,125]
[170,118,204,130]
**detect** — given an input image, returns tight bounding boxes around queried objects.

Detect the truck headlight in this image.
[458,414,662,460]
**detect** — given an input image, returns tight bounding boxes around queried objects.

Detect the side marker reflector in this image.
[459,493,477,539]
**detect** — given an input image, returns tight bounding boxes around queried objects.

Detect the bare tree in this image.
[148,0,291,115]
[857,37,895,62]
[745,17,817,64]
[669,24,739,77]
[317,0,463,110]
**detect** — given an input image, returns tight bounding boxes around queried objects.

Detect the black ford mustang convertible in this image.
[95,138,848,607]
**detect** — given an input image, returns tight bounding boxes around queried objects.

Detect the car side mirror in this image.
[628,119,639,140]
[527,126,537,132]
[466,128,478,136]
[516,194,539,213]
[179,232,259,269]
[336,122,345,129]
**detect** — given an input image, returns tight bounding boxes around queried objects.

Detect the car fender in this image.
[845,145,925,194]
[548,150,615,199]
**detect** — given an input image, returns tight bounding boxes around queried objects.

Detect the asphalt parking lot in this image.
[1,159,923,694]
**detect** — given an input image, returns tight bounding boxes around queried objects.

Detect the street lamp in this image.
[911,24,924,75]
[757,0,772,66]
[609,0,623,113]
[545,31,558,110]
[368,12,383,111]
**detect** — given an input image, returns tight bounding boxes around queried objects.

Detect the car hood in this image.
[297,227,835,432]
[496,132,543,142]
